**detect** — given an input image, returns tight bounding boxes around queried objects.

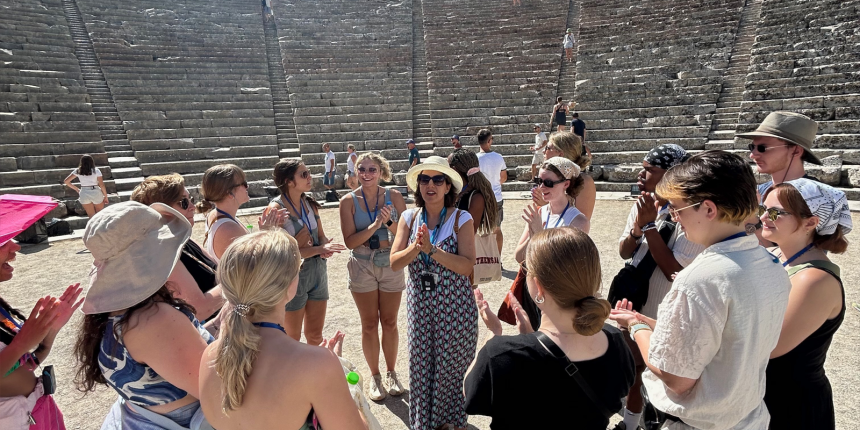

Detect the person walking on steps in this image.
[339,153,408,402]
[563,29,575,63]
[551,97,569,132]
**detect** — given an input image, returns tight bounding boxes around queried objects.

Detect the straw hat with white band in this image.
[406,156,464,194]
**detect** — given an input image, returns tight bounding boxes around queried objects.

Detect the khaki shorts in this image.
[79,186,104,205]
[347,247,406,294]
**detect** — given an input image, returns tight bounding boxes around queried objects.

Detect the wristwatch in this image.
[386,219,394,227]
[427,245,438,257]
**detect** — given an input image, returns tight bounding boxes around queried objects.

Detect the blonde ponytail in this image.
[214,230,301,412]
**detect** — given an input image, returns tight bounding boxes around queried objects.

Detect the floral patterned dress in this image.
[403,208,478,430]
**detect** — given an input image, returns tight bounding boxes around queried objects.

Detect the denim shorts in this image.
[323,171,335,186]
[285,256,329,311]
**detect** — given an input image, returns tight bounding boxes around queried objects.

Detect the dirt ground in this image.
[4,199,859,429]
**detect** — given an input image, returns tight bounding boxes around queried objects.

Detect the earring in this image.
[534,295,545,304]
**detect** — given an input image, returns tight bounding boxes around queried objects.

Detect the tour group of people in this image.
[0,111,853,430]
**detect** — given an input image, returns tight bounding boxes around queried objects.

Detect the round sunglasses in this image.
[177,196,195,210]
[759,205,792,222]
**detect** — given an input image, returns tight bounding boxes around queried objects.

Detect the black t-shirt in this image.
[464,325,635,429]
[570,118,586,138]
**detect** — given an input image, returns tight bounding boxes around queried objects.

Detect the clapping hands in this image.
[522,203,543,235]
[413,224,433,254]
[259,206,289,230]
[373,205,393,229]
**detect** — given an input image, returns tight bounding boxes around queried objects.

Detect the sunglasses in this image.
[232,181,248,189]
[358,166,378,174]
[417,174,447,186]
[532,177,567,188]
[297,170,310,179]
[668,202,702,220]
[760,205,792,222]
[178,196,195,210]
[543,145,558,153]
[748,144,791,153]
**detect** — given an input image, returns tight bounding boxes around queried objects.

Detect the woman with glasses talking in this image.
[197,164,287,263]
[537,131,596,220]
[339,152,408,401]
[390,156,476,430]
[270,159,346,347]
[131,174,225,323]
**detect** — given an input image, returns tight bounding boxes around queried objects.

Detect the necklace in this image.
[253,322,286,334]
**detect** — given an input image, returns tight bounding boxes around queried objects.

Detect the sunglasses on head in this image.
[417,174,447,186]
[532,177,567,188]
[358,166,378,174]
[748,143,791,153]
[759,205,792,222]
[178,196,195,210]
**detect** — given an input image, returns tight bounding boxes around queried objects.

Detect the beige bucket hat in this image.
[82,201,192,314]
[736,111,821,165]
[406,156,464,194]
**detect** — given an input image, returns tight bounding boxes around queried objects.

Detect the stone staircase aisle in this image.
[61,0,142,197]
[705,0,763,149]
[557,0,580,104]
[263,16,300,159]
[411,0,432,143]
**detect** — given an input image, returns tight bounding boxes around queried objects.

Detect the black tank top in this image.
[179,240,218,294]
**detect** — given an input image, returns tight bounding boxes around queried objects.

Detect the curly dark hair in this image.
[448,149,498,234]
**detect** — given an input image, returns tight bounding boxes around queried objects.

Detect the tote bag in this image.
[472,231,501,284]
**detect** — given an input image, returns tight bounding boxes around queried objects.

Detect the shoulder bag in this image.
[606,220,676,311]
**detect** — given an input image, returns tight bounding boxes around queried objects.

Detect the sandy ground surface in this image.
[4,199,859,429]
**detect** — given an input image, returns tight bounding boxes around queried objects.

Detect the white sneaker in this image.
[386,370,405,396]
[369,374,387,401]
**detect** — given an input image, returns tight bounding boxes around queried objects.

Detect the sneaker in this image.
[386,370,405,396]
[369,374,387,401]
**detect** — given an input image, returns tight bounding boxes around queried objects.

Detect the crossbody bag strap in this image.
[533,331,614,419]
[453,208,461,235]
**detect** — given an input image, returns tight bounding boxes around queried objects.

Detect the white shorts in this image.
[79,187,104,205]
[532,151,545,165]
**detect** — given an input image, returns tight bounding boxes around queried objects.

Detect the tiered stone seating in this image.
[77,0,279,200]
[422,0,565,171]
[272,0,422,182]
[737,0,860,199]
[575,0,744,190]
[0,0,108,202]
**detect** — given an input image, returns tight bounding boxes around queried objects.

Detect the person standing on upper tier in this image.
[346,144,359,190]
[407,139,420,168]
[530,124,548,181]
[63,154,109,218]
[563,28,575,63]
[551,97,569,132]
[610,150,791,430]
[760,179,852,430]
[476,129,507,254]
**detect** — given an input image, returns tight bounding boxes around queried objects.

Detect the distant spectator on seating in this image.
[198,230,367,430]
[76,201,214,429]
[131,174,225,324]
[1,209,81,430]
[512,0,521,6]
[613,145,704,430]
[609,151,791,430]
[262,0,273,21]
[346,144,359,190]
[269,159,346,346]
[551,97,569,132]
[538,131,596,220]
[530,124,548,180]
[569,112,591,157]
[738,112,821,244]
[452,135,462,150]
[563,29,575,63]
[323,143,336,192]
[761,179,851,430]
[407,139,420,168]
[466,227,635,429]
[63,154,108,218]
[197,164,287,262]
[476,129,507,253]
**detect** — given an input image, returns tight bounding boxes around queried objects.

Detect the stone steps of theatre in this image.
[292,112,413,126]
[121,117,274,130]
[0,165,112,188]
[289,96,412,110]
[139,155,281,177]
[125,127,276,142]
[293,104,413,117]
[113,101,274,112]
[295,129,413,144]
[301,149,436,167]
[298,141,433,155]
[430,132,536,147]
[0,178,117,200]
[428,98,557,111]
[586,138,708,153]
[430,113,547,129]
[0,130,102,145]
[133,145,279,164]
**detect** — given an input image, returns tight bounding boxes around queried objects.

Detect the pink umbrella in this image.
[0,194,59,246]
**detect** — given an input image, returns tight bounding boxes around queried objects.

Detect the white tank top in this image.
[539,203,584,229]
[203,216,248,262]
[347,152,357,173]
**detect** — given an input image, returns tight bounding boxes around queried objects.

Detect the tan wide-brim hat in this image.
[406,156,464,194]
[81,201,192,314]
[736,111,821,165]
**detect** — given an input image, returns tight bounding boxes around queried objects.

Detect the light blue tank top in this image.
[351,188,395,244]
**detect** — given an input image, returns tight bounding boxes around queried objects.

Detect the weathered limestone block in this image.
[804,156,842,186]
[603,164,641,182]
[0,158,16,172]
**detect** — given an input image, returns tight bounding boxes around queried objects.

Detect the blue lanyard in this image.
[362,188,379,224]
[782,243,814,267]
[215,208,241,226]
[718,231,747,244]
[0,307,21,329]
[253,322,286,334]
[283,194,312,233]
[544,202,570,229]
[420,207,447,264]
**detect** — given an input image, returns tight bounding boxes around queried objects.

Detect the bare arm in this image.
[308,351,368,430]
[388,189,407,236]
[575,175,596,220]
[390,211,420,272]
[466,192,486,233]
[97,175,109,203]
[499,170,508,184]
[339,195,377,250]
[212,221,248,260]
[63,173,79,193]
[514,223,531,264]
[771,269,842,358]
[642,228,684,281]
[166,263,225,320]
[570,213,590,234]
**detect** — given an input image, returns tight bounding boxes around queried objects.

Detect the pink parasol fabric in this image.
[0,194,58,246]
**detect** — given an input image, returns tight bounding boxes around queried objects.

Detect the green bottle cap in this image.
[246,225,253,230]
[346,371,360,385]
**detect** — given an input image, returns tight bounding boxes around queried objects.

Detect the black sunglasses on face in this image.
[358,167,378,174]
[532,177,567,188]
[760,205,792,222]
[233,181,248,189]
[748,143,791,153]
[178,196,195,210]
[417,174,447,186]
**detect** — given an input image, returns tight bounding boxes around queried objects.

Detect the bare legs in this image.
[283,300,328,346]
[82,202,104,218]
[352,290,402,375]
